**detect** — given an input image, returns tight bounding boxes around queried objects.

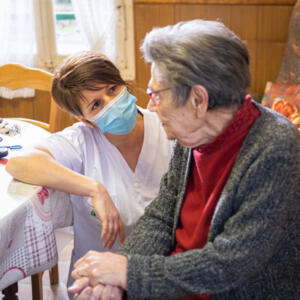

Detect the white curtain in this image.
[33,0,60,73]
[72,0,118,63]
[0,0,36,99]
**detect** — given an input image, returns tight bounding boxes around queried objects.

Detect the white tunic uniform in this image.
[40,107,172,287]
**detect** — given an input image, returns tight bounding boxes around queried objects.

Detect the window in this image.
[34,0,89,71]
[0,0,135,80]
[53,0,88,55]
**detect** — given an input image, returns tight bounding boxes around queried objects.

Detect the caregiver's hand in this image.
[92,185,125,248]
[70,251,127,290]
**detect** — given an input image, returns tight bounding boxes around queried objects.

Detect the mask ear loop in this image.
[91,87,127,121]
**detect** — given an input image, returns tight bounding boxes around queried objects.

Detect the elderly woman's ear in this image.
[190,85,209,117]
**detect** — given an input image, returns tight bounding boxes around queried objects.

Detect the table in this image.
[0,119,72,298]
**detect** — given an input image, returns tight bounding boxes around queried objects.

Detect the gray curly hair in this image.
[141,19,251,109]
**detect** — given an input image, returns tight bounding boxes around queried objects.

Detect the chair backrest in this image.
[0,63,63,133]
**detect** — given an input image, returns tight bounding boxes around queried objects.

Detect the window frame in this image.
[33,0,135,80]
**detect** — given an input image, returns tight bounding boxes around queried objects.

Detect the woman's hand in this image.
[72,284,123,300]
[91,185,125,248]
[70,251,128,290]
[100,285,123,300]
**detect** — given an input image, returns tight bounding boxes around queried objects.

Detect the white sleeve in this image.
[38,124,85,174]
[38,125,89,228]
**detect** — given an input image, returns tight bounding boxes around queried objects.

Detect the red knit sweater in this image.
[171,96,259,300]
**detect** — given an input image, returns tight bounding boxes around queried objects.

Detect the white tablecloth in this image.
[0,119,72,290]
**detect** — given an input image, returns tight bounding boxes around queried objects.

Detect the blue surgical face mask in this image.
[91,87,137,135]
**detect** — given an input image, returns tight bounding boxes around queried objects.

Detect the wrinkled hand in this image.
[70,251,127,290]
[72,282,123,300]
[91,186,125,248]
[100,285,123,300]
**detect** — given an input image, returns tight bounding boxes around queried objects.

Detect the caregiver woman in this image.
[6,51,172,291]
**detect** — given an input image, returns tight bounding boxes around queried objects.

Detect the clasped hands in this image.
[69,251,128,300]
[70,181,126,299]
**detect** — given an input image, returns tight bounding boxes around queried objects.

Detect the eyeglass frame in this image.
[146,87,171,106]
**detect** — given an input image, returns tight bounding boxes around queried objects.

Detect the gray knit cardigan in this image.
[119,102,300,300]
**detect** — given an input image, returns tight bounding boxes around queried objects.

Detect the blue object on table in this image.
[0,137,2,142]
[0,145,22,150]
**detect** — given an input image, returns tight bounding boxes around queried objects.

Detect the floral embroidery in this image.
[37,187,49,205]
[272,98,300,129]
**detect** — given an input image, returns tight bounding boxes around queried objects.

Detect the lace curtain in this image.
[0,0,36,99]
[72,0,118,63]
[73,0,135,80]
[0,0,122,99]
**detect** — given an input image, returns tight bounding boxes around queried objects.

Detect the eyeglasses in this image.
[146,87,171,106]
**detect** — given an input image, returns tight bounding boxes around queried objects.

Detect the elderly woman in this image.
[6,51,172,296]
[69,20,300,300]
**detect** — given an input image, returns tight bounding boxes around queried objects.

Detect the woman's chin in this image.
[177,137,200,148]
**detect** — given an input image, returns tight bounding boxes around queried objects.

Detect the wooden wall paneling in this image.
[134,4,175,107]
[175,4,231,25]
[230,5,258,97]
[135,1,296,5]
[257,5,293,42]
[230,5,257,39]
[245,40,259,97]
[256,5,293,93]
[256,40,287,93]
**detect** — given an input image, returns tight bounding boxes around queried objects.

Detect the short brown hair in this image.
[52,51,126,116]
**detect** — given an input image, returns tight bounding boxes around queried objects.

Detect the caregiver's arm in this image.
[7,147,99,192]
[6,147,124,248]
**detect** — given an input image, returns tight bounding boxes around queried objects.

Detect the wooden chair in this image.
[0,63,63,133]
[0,63,63,300]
